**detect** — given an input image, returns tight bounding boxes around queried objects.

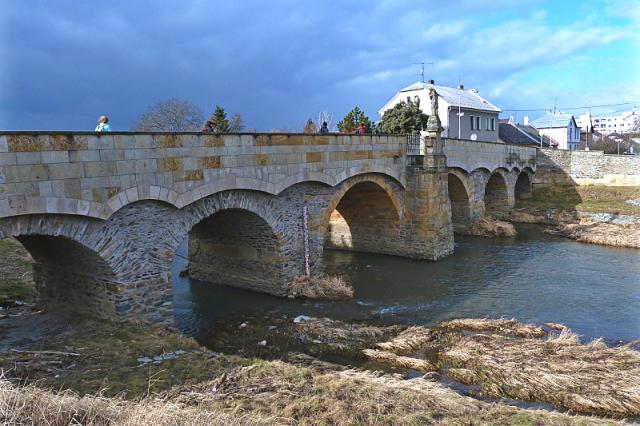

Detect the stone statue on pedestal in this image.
[427,87,442,133]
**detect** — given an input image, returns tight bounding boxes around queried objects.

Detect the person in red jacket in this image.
[356,123,366,135]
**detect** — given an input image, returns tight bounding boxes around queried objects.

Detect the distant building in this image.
[577,109,639,135]
[498,118,554,147]
[378,80,501,142]
[529,112,581,150]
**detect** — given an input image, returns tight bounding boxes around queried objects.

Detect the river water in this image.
[173,224,640,343]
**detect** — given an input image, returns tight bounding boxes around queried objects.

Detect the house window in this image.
[490,118,495,131]
[476,116,481,130]
[470,116,475,130]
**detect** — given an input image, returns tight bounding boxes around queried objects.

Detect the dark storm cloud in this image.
[0,0,632,130]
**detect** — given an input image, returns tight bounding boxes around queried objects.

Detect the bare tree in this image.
[134,98,203,131]
[317,110,334,131]
[229,113,245,132]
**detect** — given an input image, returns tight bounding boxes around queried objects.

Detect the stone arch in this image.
[106,185,180,217]
[184,191,292,295]
[484,170,509,215]
[515,170,533,199]
[173,165,406,212]
[323,174,402,255]
[0,217,121,318]
[447,171,472,226]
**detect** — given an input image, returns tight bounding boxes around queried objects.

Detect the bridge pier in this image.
[401,141,454,259]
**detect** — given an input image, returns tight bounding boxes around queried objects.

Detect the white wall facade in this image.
[383,91,499,142]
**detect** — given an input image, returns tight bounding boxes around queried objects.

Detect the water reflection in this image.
[173,224,640,342]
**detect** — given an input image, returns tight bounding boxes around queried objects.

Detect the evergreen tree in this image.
[380,100,429,134]
[303,118,316,134]
[208,106,230,132]
[337,106,373,133]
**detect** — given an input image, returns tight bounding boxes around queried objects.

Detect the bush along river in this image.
[174,223,640,345]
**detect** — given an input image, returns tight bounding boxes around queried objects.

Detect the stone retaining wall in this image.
[536,149,640,186]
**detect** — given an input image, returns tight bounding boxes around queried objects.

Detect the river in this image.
[173,224,640,344]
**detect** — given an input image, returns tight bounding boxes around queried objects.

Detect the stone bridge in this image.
[0,131,535,323]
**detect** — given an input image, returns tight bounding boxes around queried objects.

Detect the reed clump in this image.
[441,328,640,418]
[375,326,436,354]
[458,217,517,238]
[286,275,354,300]
[362,348,436,372]
[293,317,399,355]
[439,318,547,338]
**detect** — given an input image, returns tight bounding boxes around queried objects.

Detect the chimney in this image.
[427,79,435,84]
[457,84,464,89]
[523,116,529,125]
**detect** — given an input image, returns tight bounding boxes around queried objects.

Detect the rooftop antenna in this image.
[413,62,434,83]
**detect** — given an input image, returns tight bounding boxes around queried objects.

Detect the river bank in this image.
[507,185,640,248]
[2,228,639,423]
[3,308,639,424]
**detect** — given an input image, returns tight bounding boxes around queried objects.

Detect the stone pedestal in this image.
[400,133,454,260]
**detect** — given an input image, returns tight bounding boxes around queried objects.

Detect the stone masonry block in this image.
[135,159,157,174]
[38,181,53,197]
[16,152,42,165]
[41,151,70,164]
[0,153,16,166]
[70,150,100,162]
[0,136,8,153]
[84,161,116,178]
[100,149,125,161]
[116,160,136,175]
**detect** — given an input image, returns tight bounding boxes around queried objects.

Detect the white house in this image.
[577,109,639,134]
[529,112,581,150]
[378,80,501,142]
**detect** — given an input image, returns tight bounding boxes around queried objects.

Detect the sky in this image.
[1,0,639,131]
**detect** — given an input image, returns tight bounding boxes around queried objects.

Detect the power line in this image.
[502,100,639,112]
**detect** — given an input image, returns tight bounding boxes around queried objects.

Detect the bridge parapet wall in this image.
[444,138,536,173]
[0,132,406,219]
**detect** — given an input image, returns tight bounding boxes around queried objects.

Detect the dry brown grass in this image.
[286,275,354,300]
[163,359,619,425]
[458,217,517,238]
[362,349,435,372]
[555,222,640,248]
[440,318,547,338]
[441,329,640,418]
[0,379,273,426]
[375,326,436,354]
[293,317,399,356]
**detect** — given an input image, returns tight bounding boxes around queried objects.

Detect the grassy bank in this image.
[1,237,638,423]
[2,314,638,423]
[518,185,640,214]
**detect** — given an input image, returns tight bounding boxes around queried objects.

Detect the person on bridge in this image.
[356,123,366,135]
[319,121,329,134]
[201,121,215,133]
[95,116,112,132]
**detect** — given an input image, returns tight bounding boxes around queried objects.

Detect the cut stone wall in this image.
[536,149,640,186]
[0,133,406,219]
